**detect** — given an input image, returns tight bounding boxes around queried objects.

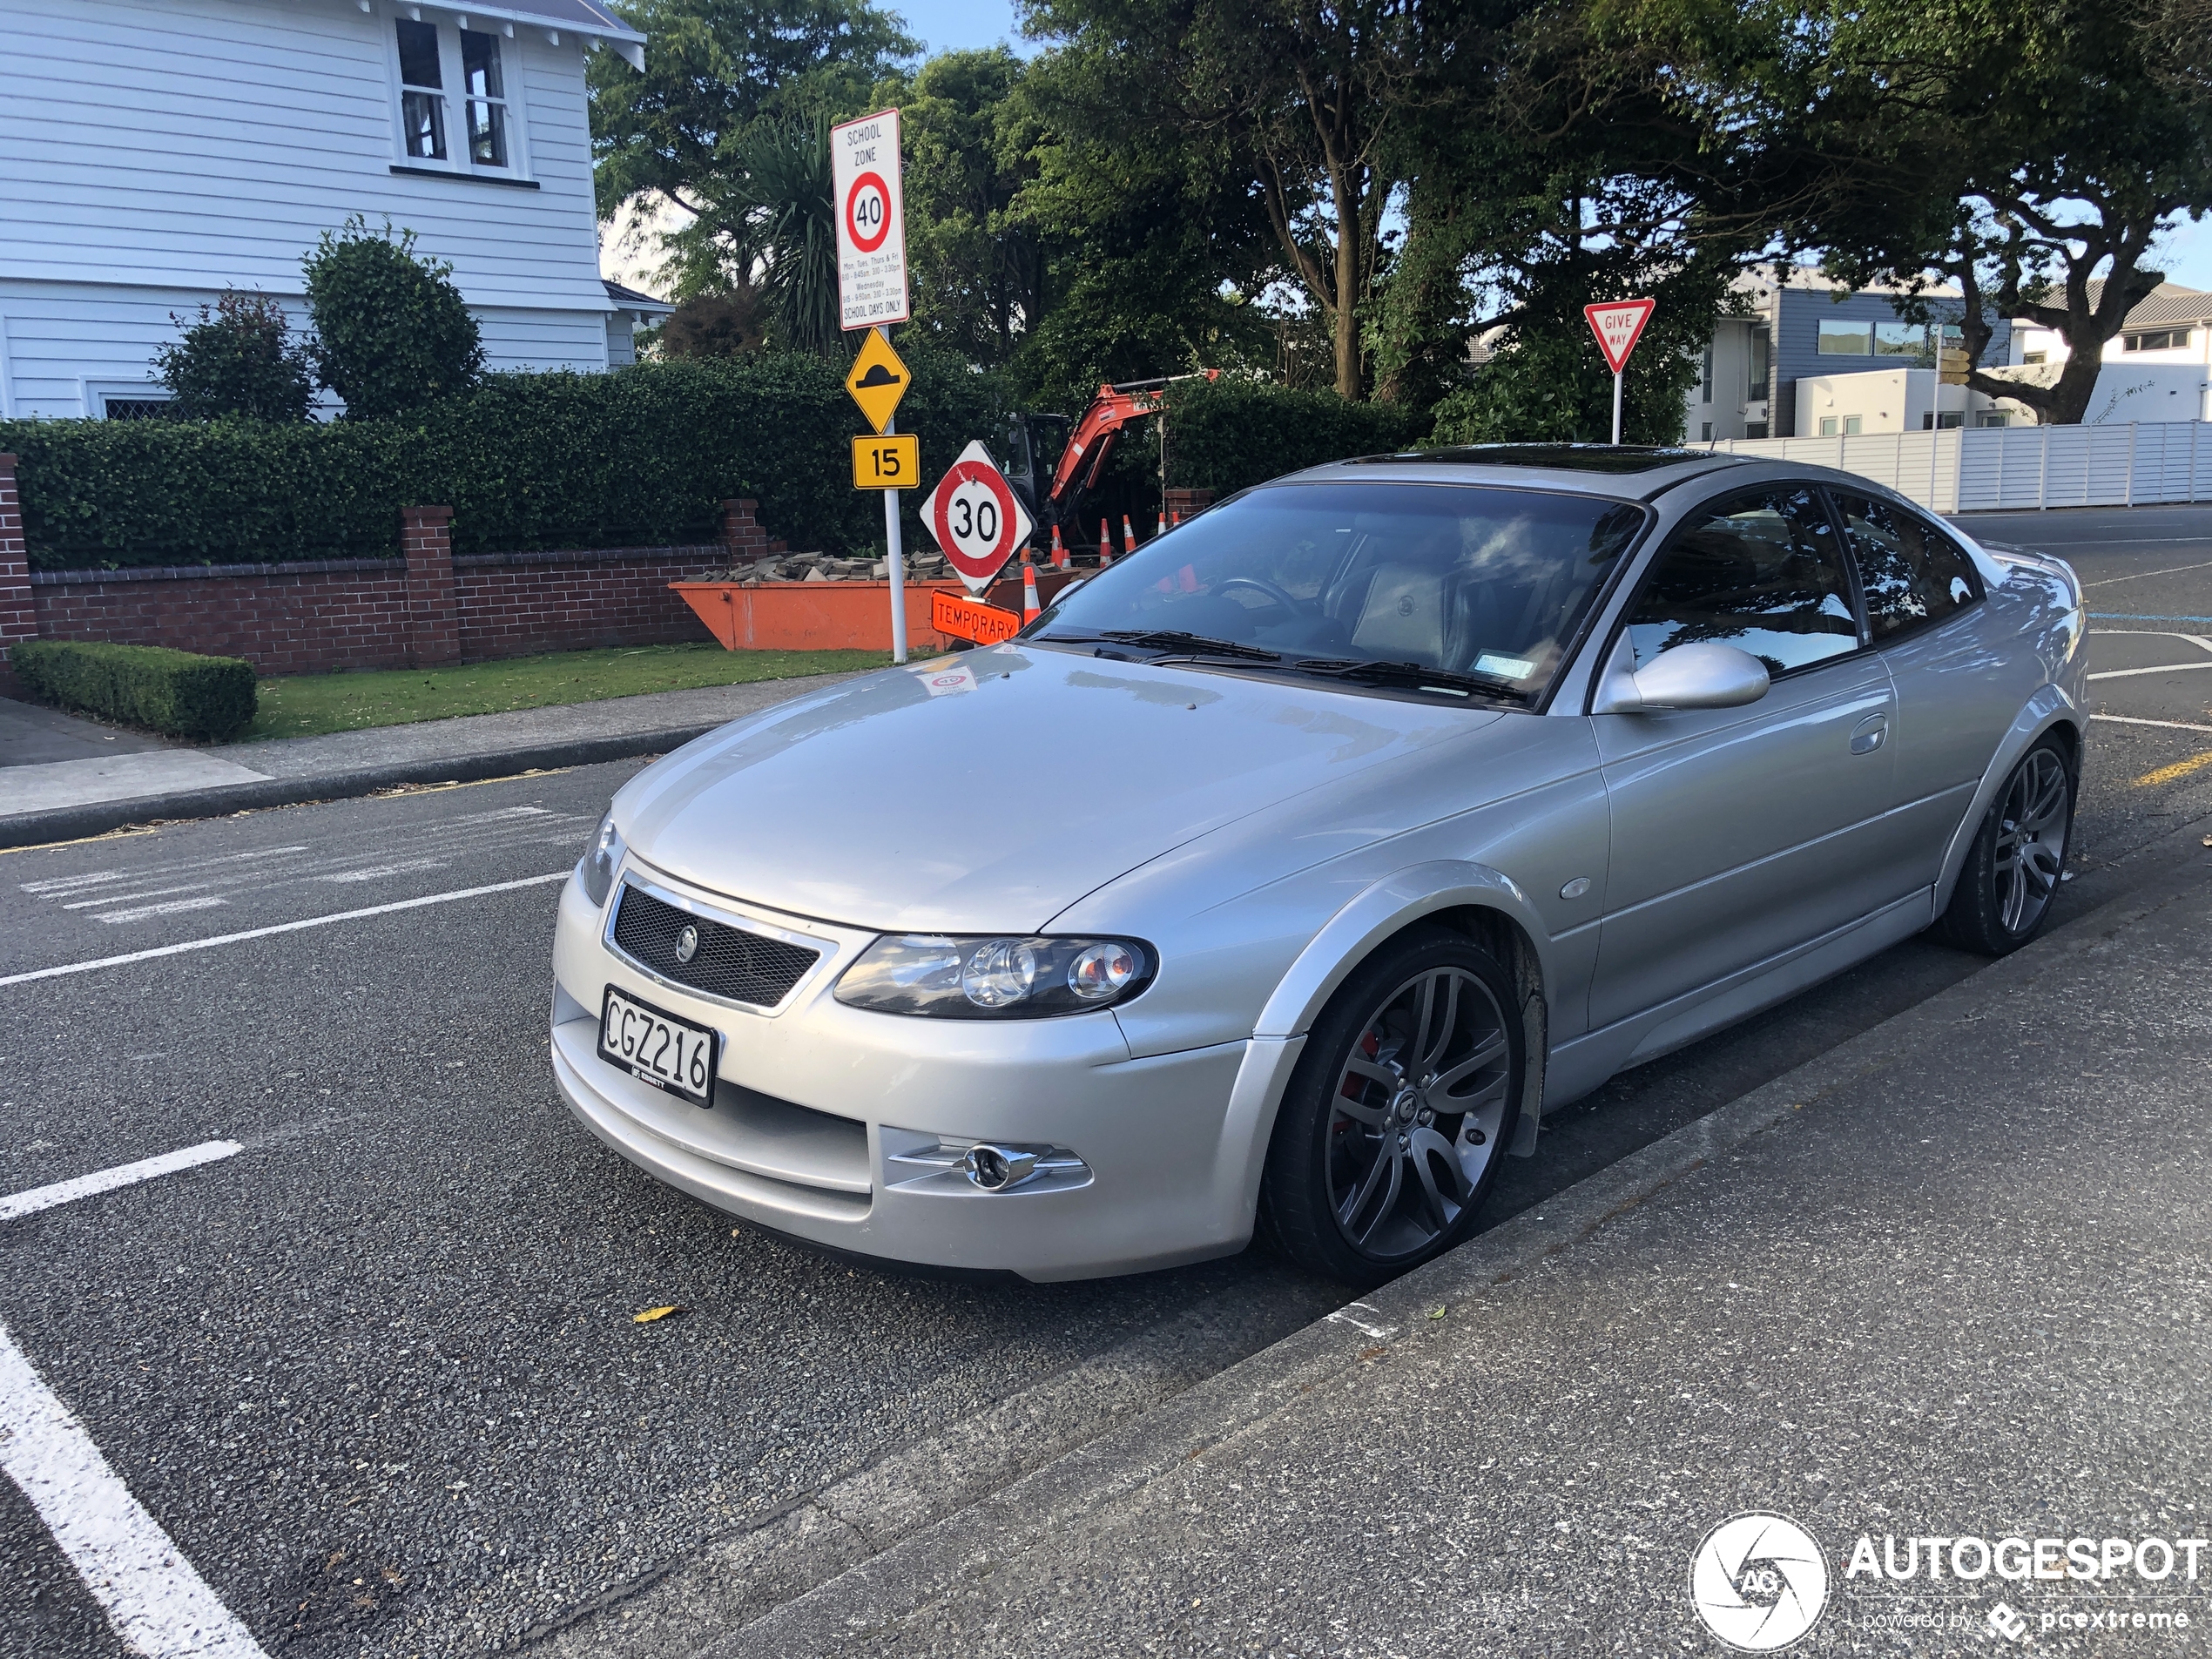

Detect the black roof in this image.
[1348,444,1726,475]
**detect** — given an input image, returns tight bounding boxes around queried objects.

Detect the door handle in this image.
[1850,713,1888,755]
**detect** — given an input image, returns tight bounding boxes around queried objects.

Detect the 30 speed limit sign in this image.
[920,440,1034,593]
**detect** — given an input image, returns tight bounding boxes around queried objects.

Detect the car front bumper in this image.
[550,863,1286,1280]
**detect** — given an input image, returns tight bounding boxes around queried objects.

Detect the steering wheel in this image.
[1215,575,1303,619]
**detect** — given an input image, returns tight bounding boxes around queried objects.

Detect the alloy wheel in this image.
[1993,748,2069,934]
[1325,965,1513,1262]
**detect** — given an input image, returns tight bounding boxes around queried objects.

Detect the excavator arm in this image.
[1042,370,1219,522]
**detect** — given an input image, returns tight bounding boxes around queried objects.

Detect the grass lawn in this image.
[242,644,888,741]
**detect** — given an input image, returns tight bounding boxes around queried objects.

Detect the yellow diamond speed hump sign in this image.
[845,329,909,434]
[920,440,1034,595]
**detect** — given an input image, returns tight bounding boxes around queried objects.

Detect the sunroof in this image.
[1349,444,1731,475]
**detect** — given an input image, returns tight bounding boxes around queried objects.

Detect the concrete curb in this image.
[597,809,2211,1659]
[0,722,725,851]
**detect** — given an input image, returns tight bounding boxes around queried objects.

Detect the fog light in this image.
[963,1143,1041,1191]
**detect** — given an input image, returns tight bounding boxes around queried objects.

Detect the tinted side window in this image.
[1625,487,1861,676]
[1834,493,1981,641]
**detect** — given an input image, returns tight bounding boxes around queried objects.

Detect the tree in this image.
[301,217,482,420]
[721,115,843,357]
[1631,0,2212,423]
[891,48,1049,368]
[1023,0,1460,400]
[588,0,914,282]
[153,291,314,421]
[656,289,769,357]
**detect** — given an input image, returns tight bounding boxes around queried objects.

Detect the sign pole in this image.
[879,330,907,664]
[1611,370,1623,447]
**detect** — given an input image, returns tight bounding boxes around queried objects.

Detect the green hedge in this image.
[0,360,1425,571]
[1163,377,1429,496]
[12,640,258,741]
[0,351,1003,570]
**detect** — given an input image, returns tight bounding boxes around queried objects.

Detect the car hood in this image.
[616,644,1500,934]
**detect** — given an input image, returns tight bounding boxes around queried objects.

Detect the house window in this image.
[1818,319,1873,355]
[396,19,446,160]
[390,16,523,175]
[2022,351,2047,365]
[1819,416,1838,436]
[2124,328,2193,352]
[1875,321,1926,359]
[1749,326,1770,398]
[1938,411,1964,428]
[1699,345,1713,404]
[1980,413,2009,427]
[1844,415,1862,435]
[1744,421,1769,439]
[462,30,508,167]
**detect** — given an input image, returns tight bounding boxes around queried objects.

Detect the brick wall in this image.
[21,498,786,678]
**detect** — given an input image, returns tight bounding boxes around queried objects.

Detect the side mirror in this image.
[1592,641,1770,714]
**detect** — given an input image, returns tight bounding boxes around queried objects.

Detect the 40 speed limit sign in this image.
[921,440,1034,593]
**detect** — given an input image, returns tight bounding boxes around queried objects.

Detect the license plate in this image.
[597,987,720,1108]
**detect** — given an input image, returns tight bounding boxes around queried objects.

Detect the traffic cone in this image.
[1049,524,1068,570]
[1170,510,1182,527]
[1121,515,1138,556]
[1022,554,1042,624]
[1098,518,1113,566]
[1157,510,1168,539]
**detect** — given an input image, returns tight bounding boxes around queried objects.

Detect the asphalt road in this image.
[1,505,2209,1658]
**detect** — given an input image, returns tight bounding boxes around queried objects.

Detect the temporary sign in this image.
[1583,299,1656,374]
[852,434,919,491]
[931,589,1023,646]
[844,328,909,434]
[832,109,910,331]
[920,440,1034,594]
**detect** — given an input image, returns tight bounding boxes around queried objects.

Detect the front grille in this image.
[610,885,821,1008]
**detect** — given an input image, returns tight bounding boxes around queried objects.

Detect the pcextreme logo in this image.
[1689,1512,1831,1651]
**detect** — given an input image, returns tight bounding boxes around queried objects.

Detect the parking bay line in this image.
[0,871,570,990]
[0,1141,268,1657]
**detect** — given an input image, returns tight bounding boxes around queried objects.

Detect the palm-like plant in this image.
[729,115,842,359]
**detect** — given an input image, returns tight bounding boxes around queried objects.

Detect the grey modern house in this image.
[1689,267,2013,442]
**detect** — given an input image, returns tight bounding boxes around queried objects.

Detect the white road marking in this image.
[2085,660,2212,683]
[2087,629,2212,651]
[0,1140,268,1656]
[95,896,230,925]
[20,871,131,896]
[0,872,570,989]
[0,1140,241,1222]
[2091,713,2212,735]
[314,859,450,884]
[456,806,555,823]
[1324,1302,1397,1340]
[61,882,213,910]
[2080,556,2212,586]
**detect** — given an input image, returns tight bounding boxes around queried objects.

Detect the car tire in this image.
[1937,735,2075,956]
[1258,927,1523,1285]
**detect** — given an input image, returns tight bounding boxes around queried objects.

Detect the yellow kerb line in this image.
[2133,751,2212,788]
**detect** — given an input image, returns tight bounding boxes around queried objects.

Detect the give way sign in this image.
[921,441,1034,594]
[1583,299,1656,374]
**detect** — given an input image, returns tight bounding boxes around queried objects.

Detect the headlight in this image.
[833,934,1155,1018]
[578,812,625,907]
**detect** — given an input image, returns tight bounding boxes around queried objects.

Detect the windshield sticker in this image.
[1474,652,1538,680]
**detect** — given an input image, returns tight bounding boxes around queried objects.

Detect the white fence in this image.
[1699,421,2212,514]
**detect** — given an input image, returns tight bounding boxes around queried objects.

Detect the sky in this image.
[889,0,1030,55]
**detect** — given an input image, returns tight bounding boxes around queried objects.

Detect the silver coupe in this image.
[550,447,2086,1283]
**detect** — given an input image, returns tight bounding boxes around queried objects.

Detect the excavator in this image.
[999,370,1218,555]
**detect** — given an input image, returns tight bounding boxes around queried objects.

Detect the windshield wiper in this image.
[1035,629,1284,663]
[1290,658,1525,700]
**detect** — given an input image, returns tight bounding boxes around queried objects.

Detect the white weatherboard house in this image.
[0,0,651,419]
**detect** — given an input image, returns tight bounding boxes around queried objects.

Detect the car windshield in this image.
[1030,482,1646,698]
